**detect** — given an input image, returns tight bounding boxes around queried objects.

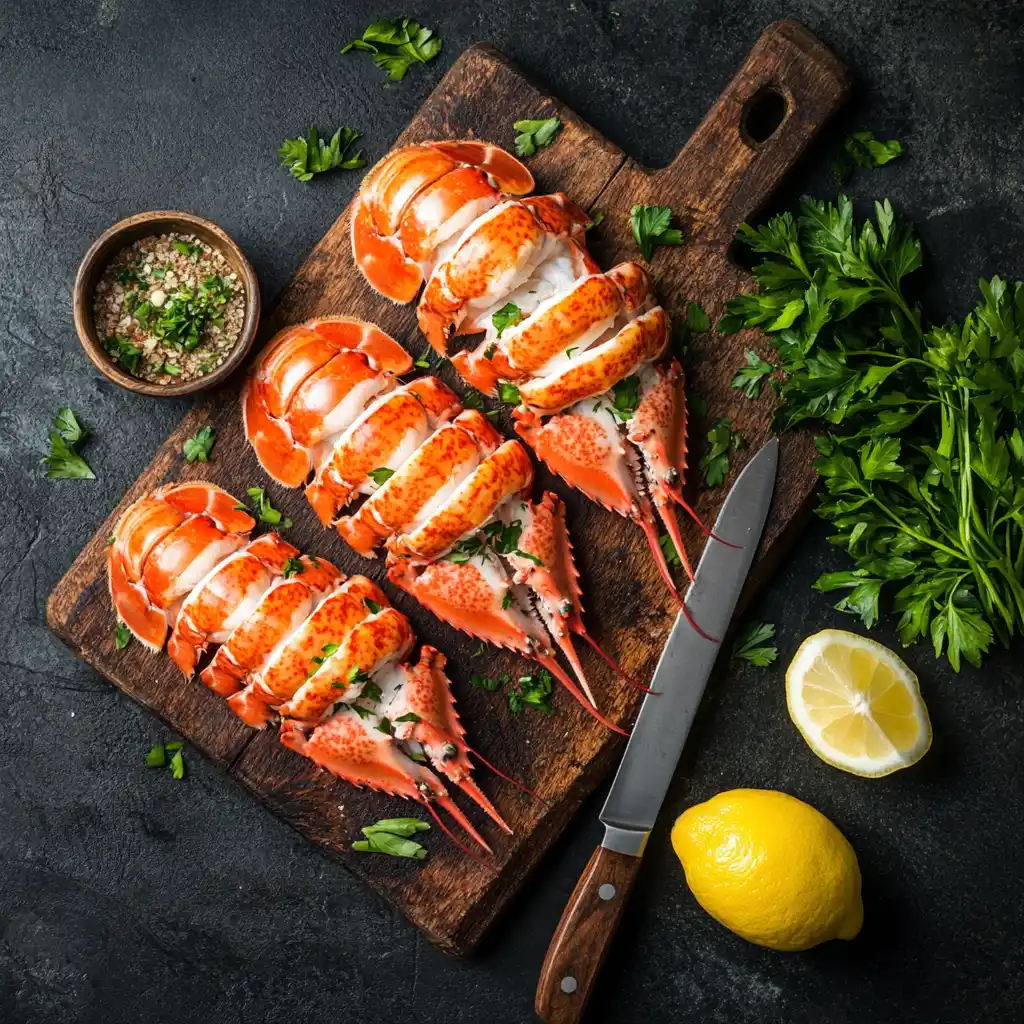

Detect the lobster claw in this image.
[387,646,513,834]
[280,710,493,854]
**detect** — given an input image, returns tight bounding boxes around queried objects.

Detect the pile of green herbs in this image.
[721,195,1024,670]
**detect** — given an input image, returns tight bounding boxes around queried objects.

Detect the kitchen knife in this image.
[535,437,779,1024]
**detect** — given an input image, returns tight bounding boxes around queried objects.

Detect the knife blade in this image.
[536,437,779,1023]
[599,434,779,852]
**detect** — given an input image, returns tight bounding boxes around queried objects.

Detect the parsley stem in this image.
[865,488,966,562]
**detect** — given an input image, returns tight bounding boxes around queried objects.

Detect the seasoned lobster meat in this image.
[352,140,534,304]
[107,480,524,855]
[243,321,637,734]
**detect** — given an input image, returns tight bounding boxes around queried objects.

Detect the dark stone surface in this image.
[2,0,1023,1021]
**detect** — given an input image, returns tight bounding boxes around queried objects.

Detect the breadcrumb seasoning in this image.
[92,233,246,384]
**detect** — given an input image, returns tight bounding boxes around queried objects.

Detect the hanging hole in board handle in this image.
[741,86,789,145]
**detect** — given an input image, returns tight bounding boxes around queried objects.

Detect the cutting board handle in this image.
[655,18,851,250]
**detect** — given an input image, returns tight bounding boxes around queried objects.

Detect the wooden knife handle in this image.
[535,845,644,1023]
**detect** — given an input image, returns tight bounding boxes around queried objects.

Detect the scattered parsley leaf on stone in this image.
[631,204,683,261]
[732,621,778,666]
[169,748,186,780]
[145,744,166,768]
[183,425,215,463]
[279,127,365,181]
[513,117,562,158]
[43,408,95,480]
[830,131,903,183]
[342,18,442,82]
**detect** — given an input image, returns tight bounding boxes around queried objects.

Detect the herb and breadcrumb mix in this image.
[92,234,245,384]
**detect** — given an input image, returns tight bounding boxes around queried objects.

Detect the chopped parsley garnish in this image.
[507,670,555,714]
[498,381,521,405]
[731,621,778,667]
[360,681,382,704]
[347,664,371,687]
[376,716,393,736]
[145,741,185,780]
[565,347,578,358]
[502,590,514,609]
[115,622,131,650]
[700,419,743,488]
[513,117,562,158]
[103,334,143,374]
[242,487,292,530]
[281,557,304,578]
[394,712,420,724]
[686,301,711,332]
[730,349,775,399]
[586,211,605,231]
[342,18,442,81]
[829,131,903,184]
[483,343,497,360]
[43,407,95,480]
[182,425,216,463]
[631,204,683,261]
[172,239,203,259]
[160,363,182,376]
[608,375,641,421]
[492,303,523,338]
[363,597,382,614]
[367,467,394,486]
[470,672,505,693]
[659,533,682,569]
[278,127,365,181]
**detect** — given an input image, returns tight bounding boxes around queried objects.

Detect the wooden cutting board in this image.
[46,19,849,956]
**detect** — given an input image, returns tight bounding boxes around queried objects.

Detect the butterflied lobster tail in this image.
[242,319,640,736]
[107,480,526,857]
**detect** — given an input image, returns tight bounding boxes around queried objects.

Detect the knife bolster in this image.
[600,824,648,857]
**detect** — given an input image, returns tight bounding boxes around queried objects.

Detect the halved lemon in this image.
[786,629,931,777]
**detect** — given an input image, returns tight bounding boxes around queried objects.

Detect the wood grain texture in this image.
[46,21,849,956]
[535,845,644,1024]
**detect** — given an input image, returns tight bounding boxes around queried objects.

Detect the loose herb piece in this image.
[364,597,382,614]
[243,487,292,530]
[586,211,605,231]
[278,127,365,181]
[145,741,185,780]
[470,672,504,692]
[367,467,394,486]
[43,408,95,480]
[183,425,216,463]
[830,131,903,184]
[498,381,522,405]
[631,204,683,261]
[659,533,682,569]
[723,194,1024,670]
[507,670,555,714]
[700,419,743,487]
[731,349,775,399]
[608,375,641,421]
[513,117,562,158]
[103,335,143,374]
[732,621,778,666]
[492,303,523,337]
[172,239,203,259]
[282,557,304,578]
[686,302,711,332]
[115,622,132,650]
[342,18,442,81]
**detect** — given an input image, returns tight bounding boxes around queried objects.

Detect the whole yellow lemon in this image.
[671,789,863,951]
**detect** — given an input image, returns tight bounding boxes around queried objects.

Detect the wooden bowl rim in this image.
[73,210,261,398]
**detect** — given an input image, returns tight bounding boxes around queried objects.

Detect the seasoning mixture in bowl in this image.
[92,233,246,385]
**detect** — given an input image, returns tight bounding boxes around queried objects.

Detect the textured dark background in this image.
[3,0,1023,1021]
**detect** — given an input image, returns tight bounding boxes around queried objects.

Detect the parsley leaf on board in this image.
[686,302,711,332]
[732,621,778,667]
[115,622,131,650]
[631,204,683,261]
[278,127,365,181]
[507,670,555,715]
[43,408,95,480]
[731,349,775,399]
[700,419,743,487]
[342,18,442,81]
[513,117,562,158]
[723,193,1024,670]
[183,425,215,463]
[243,487,292,530]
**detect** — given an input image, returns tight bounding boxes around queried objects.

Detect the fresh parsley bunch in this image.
[721,195,1024,670]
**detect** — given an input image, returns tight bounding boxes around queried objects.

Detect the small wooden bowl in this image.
[73,211,261,397]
